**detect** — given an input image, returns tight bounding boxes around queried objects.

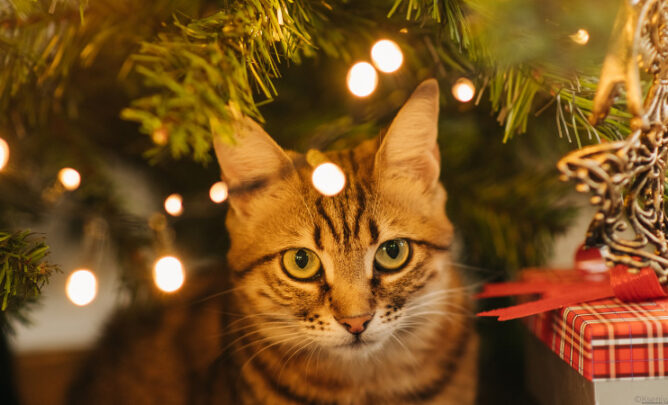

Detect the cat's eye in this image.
[374,239,410,272]
[281,248,322,280]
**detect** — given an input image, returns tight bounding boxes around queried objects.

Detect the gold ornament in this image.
[558,0,668,285]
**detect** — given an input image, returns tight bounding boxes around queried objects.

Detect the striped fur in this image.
[69,80,478,404]
[223,144,477,404]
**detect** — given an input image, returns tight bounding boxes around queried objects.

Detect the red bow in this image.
[477,246,668,321]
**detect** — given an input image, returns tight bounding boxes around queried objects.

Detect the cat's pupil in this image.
[294,249,309,269]
[386,241,399,259]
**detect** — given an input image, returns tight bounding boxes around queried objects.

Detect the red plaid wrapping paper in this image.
[521,269,668,381]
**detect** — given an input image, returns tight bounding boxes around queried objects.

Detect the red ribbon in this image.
[477,246,668,321]
[610,265,668,301]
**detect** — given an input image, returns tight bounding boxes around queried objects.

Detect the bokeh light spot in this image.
[164,193,183,216]
[58,168,81,191]
[209,181,229,203]
[371,39,404,73]
[66,269,97,306]
[452,78,475,103]
[154,256,185,293]
[312,162,346,196]
[347,62,378,97]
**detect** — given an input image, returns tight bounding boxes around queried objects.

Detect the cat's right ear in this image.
[374,79,441,190]
[213,117,293,207]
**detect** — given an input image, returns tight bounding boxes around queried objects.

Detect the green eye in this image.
[282,248,321,280]
[374,239,410,272]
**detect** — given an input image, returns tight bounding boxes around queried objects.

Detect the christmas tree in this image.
[0,0,634,403]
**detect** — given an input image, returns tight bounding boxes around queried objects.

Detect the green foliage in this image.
[1,0,202,126]
[440,111,576,274]
[0,231,58,327]
[2,0,629,159]
[390,0,629,144]
[0,0,79,116]
[388,0,475,52]
[121,0,357,163]
[488,67,632,145]
[0,0,632,314]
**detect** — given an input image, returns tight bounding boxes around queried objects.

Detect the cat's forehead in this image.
[290,137,379,191]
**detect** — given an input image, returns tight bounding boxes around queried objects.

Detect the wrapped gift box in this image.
[520,269,668,405]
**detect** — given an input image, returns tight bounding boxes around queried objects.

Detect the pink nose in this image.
[336,313,374,335]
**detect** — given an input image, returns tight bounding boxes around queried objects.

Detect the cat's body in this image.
[69,79,478,404]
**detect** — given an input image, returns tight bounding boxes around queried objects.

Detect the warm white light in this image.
[371,39,404,73]
[452,78,475,103]
[66,269,97,306]
[58,167,81,191]
[153,256,185,293]
[347,62,378,97]
[209,181,229,203]
[164,193,183,216]
[0,138,8,171]
[312,162,346,196]
[570,29,590,45]
[152,128,168,145]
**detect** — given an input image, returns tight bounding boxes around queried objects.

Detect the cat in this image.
[68,79,478,404]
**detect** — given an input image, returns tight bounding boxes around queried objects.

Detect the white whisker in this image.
[278,338,315,380]
[223,324,297,353]
[188,285,246,305]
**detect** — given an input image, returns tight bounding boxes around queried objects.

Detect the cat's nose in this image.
[336,313,374,335]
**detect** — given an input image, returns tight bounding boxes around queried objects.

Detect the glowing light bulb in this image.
[570,29,590,45]
[152,128,168,145]
[312,162,346,196]
[153,256,185,293]
[66,269,97,306]
[371,39,404,73]
[209,181,229,203]
[347,62,378,97]
[0,137,8,171]
[164,193,183,216]
[58,168,81,191]
[452,78,475,103]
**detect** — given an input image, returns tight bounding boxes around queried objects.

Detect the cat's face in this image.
[215,80,454,358]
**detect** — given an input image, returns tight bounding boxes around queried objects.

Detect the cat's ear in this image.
[213,116,293,193]
[375,79,441,189]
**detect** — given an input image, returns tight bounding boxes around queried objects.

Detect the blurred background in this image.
[0,0,627,403]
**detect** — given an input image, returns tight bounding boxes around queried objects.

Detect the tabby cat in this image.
[69,79,478,404]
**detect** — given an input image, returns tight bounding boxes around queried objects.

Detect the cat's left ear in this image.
[375,79,441,189]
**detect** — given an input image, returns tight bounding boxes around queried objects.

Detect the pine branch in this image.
[0,231,59,328]
[0,0,85,113]
[548,74,631,145]
[1,0,199,127]
[485,67,631,145]
[390,0,629,144]
[388,0,475,54]
[1,0,627,155]
[122,0,352,163]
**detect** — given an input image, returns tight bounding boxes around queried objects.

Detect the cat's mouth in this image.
[334,335,374,349]
[351,337,365,346]
[334,342,368,351]
[327,337,387,358]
